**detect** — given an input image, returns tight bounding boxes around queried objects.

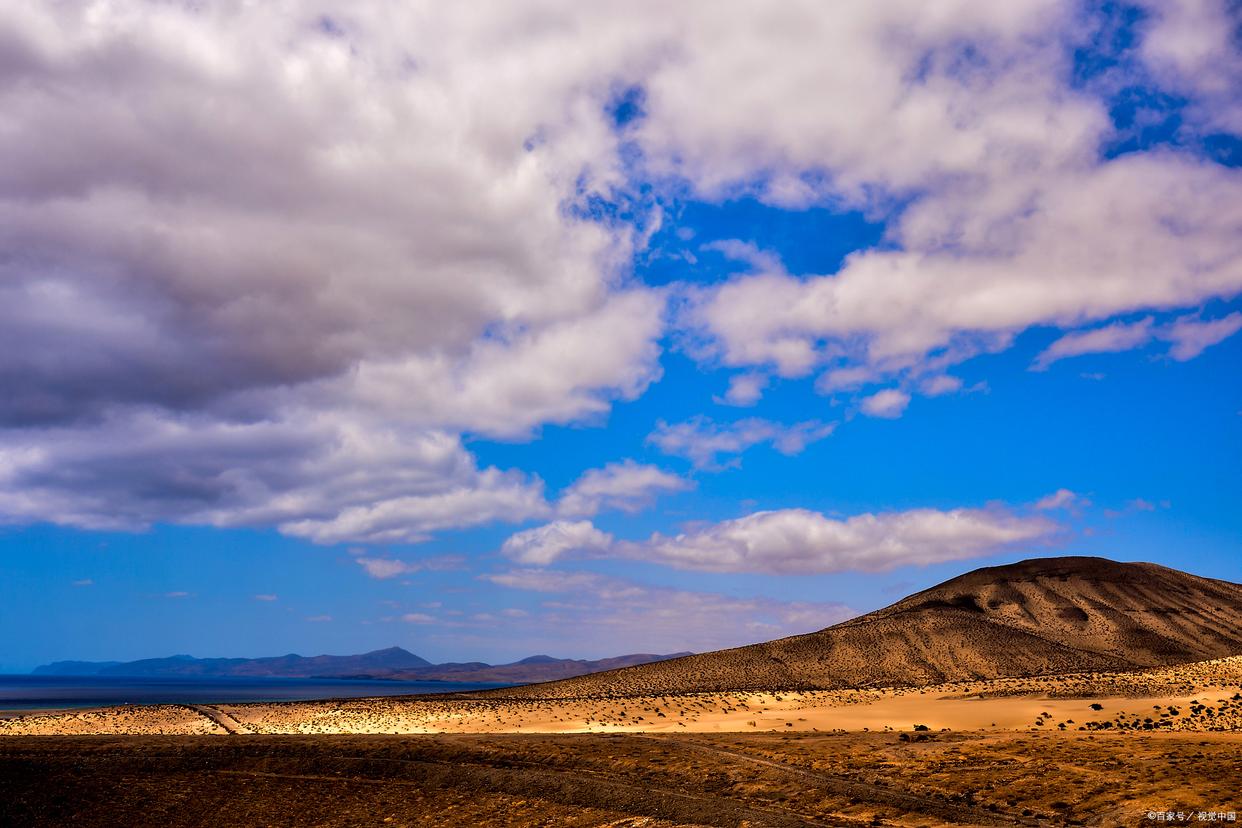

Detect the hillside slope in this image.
[497,557,1242,698]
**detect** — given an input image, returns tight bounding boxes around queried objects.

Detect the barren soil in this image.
[2,731,1238,827]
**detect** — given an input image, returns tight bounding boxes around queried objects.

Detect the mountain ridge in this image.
[32,647,691,684]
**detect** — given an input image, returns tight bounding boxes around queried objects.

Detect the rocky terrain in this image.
[3,730,1239,827]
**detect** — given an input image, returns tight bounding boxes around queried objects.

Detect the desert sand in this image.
[3,655,1240,737]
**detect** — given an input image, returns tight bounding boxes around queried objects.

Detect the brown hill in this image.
[498,556,1242,698]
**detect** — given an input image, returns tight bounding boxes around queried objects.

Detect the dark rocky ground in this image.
[2,731,1238,827]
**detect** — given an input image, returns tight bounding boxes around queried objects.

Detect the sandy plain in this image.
[3,656,1239,826]
[4,655,1240,737]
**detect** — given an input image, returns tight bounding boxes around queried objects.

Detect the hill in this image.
[497,556,1242,697]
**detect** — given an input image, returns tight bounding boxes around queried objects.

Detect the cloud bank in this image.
[0,1,1237,546]
[502,505,1057,574]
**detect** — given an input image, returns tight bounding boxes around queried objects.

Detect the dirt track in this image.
[185,704,246,734]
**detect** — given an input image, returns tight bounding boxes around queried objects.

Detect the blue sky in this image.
[0,1,1239,671]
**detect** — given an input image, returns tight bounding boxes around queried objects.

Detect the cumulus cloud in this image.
[1033,489,1081,511]
[0,2,665,543]
[623,507,1056,575]
[557,460,690,517]
[344,291,666,439]
[0,4,658,426]
[717,373,769,407]
[648,417,835,469]
[500,521,614,566]
[0,413,550,542]
[494,504,1057,575]
[1137,0,1242,134]
[860,389,911,419]
[2,1,1238,545]
[670,2,1242,396]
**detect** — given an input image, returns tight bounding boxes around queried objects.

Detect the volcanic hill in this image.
[500,556,1242,697]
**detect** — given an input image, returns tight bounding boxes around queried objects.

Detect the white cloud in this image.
[305,615,333,623]
[72,579,93,587]
[557,460,690,517]
[0,413,551,543]
[356,559,416,580]
[1,1,1238,544]
[670,0,1242,396]
[165,591,190,599]
[253,593,278,601]
[694,155,1242,385]
[623,507,1056,575]
[493,503,1057,576]
[648,417,835,469]
[717,373,768,406]
[920,375,964,397]
[482,568,616,594]
[400,613,437,625]
[0,3,665,540]
[500,520,614,566]
[354,555,463,580]
[1137,0,1242,134]
[1034,489,1079,510]
[1164,312,1242,361]
[344,291,666,439]
[1032,312,1242,368]
[1033,318,1155,370]
[860,388,911,419]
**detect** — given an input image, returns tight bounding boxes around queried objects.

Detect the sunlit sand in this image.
[5,655,1239,737]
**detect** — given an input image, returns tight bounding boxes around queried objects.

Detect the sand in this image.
[3,655,1240,737]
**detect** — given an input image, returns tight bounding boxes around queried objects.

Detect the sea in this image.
[0,675,515,712]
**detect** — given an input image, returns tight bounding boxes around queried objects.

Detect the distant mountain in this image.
[31,647,691,684]
[34,647,431,678]
[500,556,1242,698]
[381,652,694,684]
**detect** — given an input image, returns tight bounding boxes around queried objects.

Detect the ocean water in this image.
[0,674,515,711]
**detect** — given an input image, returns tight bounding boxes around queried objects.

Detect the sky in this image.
[0,0,1240,672]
